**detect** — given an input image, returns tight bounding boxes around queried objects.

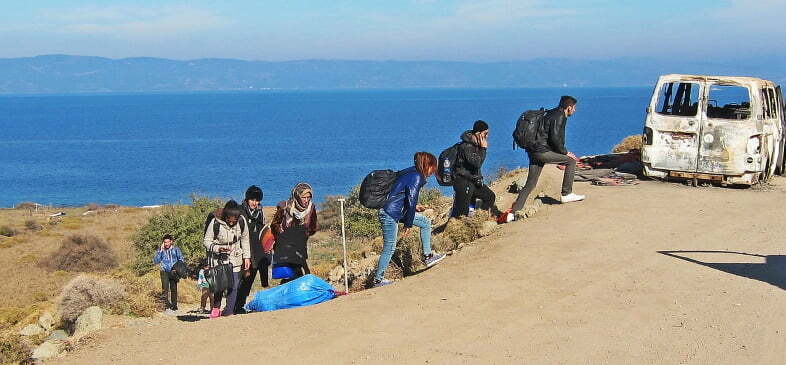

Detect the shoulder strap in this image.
[239,217,246,235]
[212,218,220,241]
[207,243,213,268]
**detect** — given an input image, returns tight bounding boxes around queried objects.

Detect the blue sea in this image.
[0,88,649,207]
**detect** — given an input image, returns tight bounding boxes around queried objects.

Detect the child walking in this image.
[197,259,212,314]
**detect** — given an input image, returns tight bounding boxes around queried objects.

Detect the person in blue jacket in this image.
[153,234,184,311]
[374,152,446,287]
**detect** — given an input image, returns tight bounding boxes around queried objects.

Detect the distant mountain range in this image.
[1,55,784,94]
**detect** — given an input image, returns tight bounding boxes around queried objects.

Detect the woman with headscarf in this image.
[270,182,318,283]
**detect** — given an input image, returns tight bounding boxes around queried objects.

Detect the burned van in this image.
[642,74,785,185]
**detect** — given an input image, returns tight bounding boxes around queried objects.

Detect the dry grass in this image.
[0,226,16,237]
[0,330,31,364]
[440,211,489,249]
[23,220,43,232]
[0,206,153,312]
[0,302,48,335]
[57,270,202,321]
[307,231,372,278]
[109,270,201,317]
[108,271,160,317]
[13,202,38,210]
[0,235,29,249]
[57,275,127,323]
[612,134,643,153]
[39,235,118,273]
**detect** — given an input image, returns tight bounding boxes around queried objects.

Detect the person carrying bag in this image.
[203,200,251,318]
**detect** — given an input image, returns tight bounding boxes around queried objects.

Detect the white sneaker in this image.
[560,193,585,203]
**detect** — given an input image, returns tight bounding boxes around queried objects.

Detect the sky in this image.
[1,0,784,62]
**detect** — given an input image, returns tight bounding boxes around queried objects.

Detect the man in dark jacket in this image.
[234,185,266,314]
[452,120,501,217]
[509,96,585,218]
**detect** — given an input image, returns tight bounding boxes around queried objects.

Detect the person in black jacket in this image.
[234,185,266,314]
[452,120,501,218]
[508,96,585,218]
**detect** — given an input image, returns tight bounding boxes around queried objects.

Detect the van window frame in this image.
[705,83,752,121]
[767,88,778,119]
[654,81,701,117]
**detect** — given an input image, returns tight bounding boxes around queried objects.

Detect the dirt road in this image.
[56,178,786,364]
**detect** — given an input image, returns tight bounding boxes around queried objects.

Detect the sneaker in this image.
[234,308,247,315]
[373,279,393,288]
[163,309,176,316]
[560,193,585,203]
[496,210,514,224]
[423,252,446,268]
[171,305,178,311]
[209,308,221,319]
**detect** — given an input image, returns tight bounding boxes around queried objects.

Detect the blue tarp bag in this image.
[244,274,337,312]
[271,263,296,279]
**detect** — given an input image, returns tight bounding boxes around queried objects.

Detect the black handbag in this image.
[205,244,234,294]
[170,261,189,280]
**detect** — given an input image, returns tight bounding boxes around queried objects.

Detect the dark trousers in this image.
[279,262,310,284]
[213,272,240,316]
[511,151,576,212]
[200,288,213,310]
[159,270,178,309]
[235,257,270,312]
[452,176,500,217]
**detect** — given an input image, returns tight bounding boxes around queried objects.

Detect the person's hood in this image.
[212,208,238,228]
[460,130,477,145]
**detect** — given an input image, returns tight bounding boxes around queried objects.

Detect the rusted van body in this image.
[642,74,785,185]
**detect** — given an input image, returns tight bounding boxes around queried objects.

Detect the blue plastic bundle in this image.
[244,274,337,312]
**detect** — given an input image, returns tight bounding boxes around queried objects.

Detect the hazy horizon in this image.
[2,1,784,62]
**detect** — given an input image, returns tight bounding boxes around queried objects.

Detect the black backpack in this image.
[203,212,246,241]
[513,108,547,151]
[170,260,189,280]
[436,143,461,186]
[359,170,402,209]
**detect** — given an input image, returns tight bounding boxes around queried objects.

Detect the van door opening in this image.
[697,84,753,175]
[647,80,702,172]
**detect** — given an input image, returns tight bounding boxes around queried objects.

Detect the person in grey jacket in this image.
[203,200,251,318]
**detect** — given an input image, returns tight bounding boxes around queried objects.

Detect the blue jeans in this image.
[374,210,433,282]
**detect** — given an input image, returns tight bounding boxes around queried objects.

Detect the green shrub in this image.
[319,195,345,233]
[344,186,381,239]
[131,195,222,274]
[318,186,381,239]
[345,208,381,239]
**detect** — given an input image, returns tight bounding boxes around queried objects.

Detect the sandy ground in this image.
[54,176,786,364]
